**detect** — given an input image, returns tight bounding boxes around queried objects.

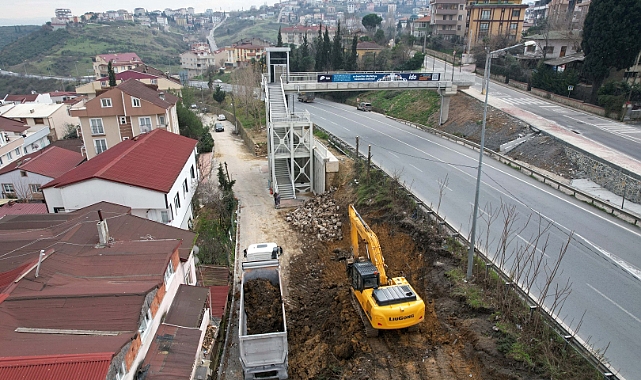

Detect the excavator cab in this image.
[348,260,380,292]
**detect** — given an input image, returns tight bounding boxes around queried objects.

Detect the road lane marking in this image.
[409,163,423,173]
[517,234,550,258]
[587,283,641,324]
[389,152,399,158]
[307,99,641,282]
[539,105,561,108]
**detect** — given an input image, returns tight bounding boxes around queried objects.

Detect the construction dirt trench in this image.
[211,104,564,380]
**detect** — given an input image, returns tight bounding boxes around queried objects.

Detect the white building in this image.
[42,129,199,230]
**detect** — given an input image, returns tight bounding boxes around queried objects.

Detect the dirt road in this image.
[206,116,302,380]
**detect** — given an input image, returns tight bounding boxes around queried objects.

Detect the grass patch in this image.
[314,129,329,140]
[352,90,441,127]
[214,19,280,47]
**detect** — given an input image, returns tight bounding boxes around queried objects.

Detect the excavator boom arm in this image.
[349,204,388,285]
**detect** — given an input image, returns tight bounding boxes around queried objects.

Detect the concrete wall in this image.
[565,146,641,204]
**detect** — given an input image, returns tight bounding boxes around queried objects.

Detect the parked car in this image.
[214,122,224,132]
[357,102,372,112]
[190,104,198,109]
[217,114,226,121]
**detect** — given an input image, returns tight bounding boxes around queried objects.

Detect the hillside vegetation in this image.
[214,18,279,47]
[0,25,40,52]
[0,22,188,77]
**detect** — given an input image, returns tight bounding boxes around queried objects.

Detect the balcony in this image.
[433,19,458,25]
[433,8,458,15]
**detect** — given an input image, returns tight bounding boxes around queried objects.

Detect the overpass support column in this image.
[438,86,457,125]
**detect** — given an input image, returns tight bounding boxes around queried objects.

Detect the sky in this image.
[0,0,273,26]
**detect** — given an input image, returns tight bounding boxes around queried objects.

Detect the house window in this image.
[33,118,44,124]
[460,4,464,10]
[2,183,15,194]
[101,81,107,87]
[151,79,157,84]
[174,192,181,210]
[15,148,21,156]
[94,139,108,155]
[458,15,462,21]
[132,97,141,107]
[53,207,65,213]
[512,10,521,18]
[159,115,165,125]
[190,165,195,179]
[119,116,127,124]
[184,267,192,285]
[139,117,152,133]
[161,210,171,223]
[480,22,489,31]
[90,118,104,135]
[138,309,152,337]
[510,22,518,30]
[527,44,536,52]
[29,184,42,193]
[457,25,462,30]
[183,178,188,195]
[164,261,175,286]
[20,170,27,177]
[101,98,112,108]
[7,151,12,160]
[481,10,491,20]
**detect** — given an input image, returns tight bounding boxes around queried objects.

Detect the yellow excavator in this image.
[347,204,425,337]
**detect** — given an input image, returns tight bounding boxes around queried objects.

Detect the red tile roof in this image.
[0,202,196,359]
[97,52,142,65]
[415,16,431,22]
[210,286,229,319]
[0,146,84,177]
[0,202,48,218]
[98,70,159,82]
[43,129,197,193]
[0,115,28,133]
[116,79,179,108]
[0,353,113,380]
[4,94,38,103]
[164,285,210,328]
[143,325,202,380]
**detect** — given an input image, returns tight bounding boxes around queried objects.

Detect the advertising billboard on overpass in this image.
[317,73,440,83]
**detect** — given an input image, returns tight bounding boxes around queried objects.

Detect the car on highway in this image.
[217,114,226,121]
[357,102,372,112]
[214,122,224,132]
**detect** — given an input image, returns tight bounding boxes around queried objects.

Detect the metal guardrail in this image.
[388,116,641,227]
[315,123,623,380]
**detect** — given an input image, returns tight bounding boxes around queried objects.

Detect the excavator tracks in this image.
[350,290,379,337]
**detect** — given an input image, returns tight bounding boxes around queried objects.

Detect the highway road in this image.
[299,99,641,379]
[424,56,641,164]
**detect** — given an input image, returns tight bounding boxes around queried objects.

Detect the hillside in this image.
[0,22,188,77]
[0,25,40,52]
[213,17,280,48]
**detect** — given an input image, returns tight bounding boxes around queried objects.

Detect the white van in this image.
[243,242,283,262]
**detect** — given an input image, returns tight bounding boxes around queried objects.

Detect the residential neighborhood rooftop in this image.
[43,129,197,193]
[0,146,84,177]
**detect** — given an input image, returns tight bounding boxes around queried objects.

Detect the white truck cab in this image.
[243,242,283,262]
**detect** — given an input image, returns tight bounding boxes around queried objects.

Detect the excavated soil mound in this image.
[244,278,284,334]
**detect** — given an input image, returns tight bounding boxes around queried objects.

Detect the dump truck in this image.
[243,242,283,262]
[239,259,288,379]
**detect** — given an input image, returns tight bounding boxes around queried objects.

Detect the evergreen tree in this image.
[107,61,116,87]
[277,26,283,47]
[345,36,358,71]
[362,14,382,33]
[331,22,343,70]
[314,25,323,71]
[212,85,226,104]
[322,26,331,71]
[581,0,641,103]
[300,33,313,71]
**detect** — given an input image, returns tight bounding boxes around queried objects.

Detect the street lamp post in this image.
[466,40,535,281]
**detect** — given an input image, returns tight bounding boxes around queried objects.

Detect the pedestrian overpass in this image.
[262,47,476,200]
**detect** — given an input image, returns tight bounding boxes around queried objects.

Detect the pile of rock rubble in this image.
[285,188,343,242]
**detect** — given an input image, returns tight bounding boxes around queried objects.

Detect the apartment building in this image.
[93,52,143,78]
[430,0,467,40]
[466,0,528,48]
[76,70,182,99]
[0,103,79,141]
[70,79,179,159]
[225,43,268,67]
[0,115,50,170]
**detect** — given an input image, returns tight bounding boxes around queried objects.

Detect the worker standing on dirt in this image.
[274,192,281,209]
